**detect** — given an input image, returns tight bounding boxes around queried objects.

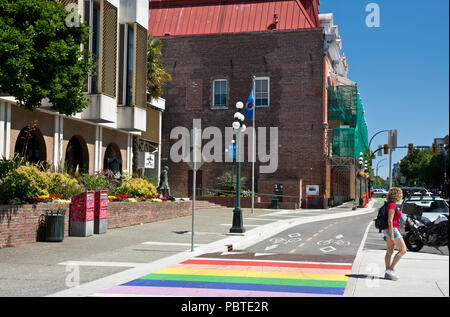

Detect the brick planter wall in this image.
[198,196,298,210]
[0,201,192,248]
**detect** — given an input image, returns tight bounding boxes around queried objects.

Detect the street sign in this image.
[306,185,320,196]
[388,130,398,149]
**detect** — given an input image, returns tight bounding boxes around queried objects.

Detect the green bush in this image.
[78,173,110,192]
[46,172,83,199]
[117,178,157,198]
[217,171,247,192]
[0,166,49,200]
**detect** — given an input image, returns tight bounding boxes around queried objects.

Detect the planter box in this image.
[0,200,193,248]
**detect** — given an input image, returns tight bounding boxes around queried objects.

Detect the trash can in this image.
[94,190,108,234]
[271,196,279,209]
[45,209,65,242]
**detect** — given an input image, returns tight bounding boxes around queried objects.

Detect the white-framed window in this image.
[254,77,270,107]
[118,23,135,106]
[212,79,228,109]
[84,0,101,94]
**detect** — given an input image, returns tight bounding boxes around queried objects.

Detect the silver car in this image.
[399,197,449,234]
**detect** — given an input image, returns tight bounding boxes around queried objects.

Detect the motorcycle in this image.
[403,211,449,253]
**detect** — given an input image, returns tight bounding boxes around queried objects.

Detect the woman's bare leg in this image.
[390,237,407,270]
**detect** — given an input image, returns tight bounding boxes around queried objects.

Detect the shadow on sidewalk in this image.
[346,274,389,281]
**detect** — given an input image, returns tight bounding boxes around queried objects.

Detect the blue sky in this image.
[319,0,449,178]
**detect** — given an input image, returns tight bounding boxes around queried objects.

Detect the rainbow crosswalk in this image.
[99,253,353,297]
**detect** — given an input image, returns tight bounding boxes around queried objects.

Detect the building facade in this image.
[0,0,163,179]
[320,13,369,206]
[149,0,332,207]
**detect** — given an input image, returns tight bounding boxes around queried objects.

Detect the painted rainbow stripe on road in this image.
[100,255,353,297]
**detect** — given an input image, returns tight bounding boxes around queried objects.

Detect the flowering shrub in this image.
[0,155,168,205]
[108,193,167,202]
[116,178,157,198]
[46,172,83,199]
[0,166,49,202]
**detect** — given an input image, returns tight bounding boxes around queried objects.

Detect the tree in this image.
[372,176,387,187]
[146,36,171,100]
[0,0,93,116]
[398,148,447,188]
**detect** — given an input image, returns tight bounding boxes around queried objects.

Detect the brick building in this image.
[148,0,333,208]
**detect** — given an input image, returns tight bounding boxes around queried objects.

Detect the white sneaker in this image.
[385,269,399,281]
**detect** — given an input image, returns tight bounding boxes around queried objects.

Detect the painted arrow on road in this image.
[265,245,279,251]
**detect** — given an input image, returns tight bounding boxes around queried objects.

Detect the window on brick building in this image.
[254,77,270,107]
[212,79,228,109]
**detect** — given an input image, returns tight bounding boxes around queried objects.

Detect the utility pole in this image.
[389,145,393,188]
[388,130,397,188]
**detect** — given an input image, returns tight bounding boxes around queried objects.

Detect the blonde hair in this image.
[387,187,403,203]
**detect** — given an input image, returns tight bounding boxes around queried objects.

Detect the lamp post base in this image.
[358,198,364,208]
[229,207,245,234]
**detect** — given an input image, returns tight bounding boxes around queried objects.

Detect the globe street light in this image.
[358,152,364,208]
[230,101,246,234]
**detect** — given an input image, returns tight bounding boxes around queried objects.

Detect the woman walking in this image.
[384,187,407,280]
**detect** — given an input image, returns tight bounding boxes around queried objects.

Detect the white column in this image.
[59,116,64,164]
[53,115,60,171]
[94,126,99,172]
[0,102,5,158]
[5,103,11,159]
[158,111,162,178]
[94,125,103,173]
[127,134,133,174]
[98,126,103,171]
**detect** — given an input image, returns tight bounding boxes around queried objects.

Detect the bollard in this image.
[306,193,308,209]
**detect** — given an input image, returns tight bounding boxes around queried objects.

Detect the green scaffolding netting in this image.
[328,85,368,158]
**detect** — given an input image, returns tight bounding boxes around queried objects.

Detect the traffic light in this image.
[383,144,389,155]
[408,143,414,155]
[432,142,438,154]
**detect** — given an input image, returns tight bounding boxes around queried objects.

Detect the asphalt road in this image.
[246,213,376,257]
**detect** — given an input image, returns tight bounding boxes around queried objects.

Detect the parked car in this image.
[401,187,428,198]
[372,188,388,198]
[399,196,449,234]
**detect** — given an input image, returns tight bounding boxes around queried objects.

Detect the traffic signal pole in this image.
[389,145,393,188]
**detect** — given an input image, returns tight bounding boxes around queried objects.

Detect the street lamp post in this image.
[368,130,390,194]
[376,158,387,177]
[358,152,364,208]
[230,101,246,234]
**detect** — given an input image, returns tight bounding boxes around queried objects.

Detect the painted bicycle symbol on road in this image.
[269,233,302,245]
[317,235,351,253]
[264,233,302,251]
[317,239,351,247]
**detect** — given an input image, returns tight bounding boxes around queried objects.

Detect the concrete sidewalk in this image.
[345,220,449,297]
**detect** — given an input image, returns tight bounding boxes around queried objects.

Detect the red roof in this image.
[148,0,320,37]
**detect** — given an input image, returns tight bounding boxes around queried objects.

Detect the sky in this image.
[319,0,449,179]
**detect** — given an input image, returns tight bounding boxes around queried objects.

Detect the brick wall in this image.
[157,29,326,201]
[198,196,298,210]
[0,201,192,248]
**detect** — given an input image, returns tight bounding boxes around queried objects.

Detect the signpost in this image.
[191,128,201,252]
